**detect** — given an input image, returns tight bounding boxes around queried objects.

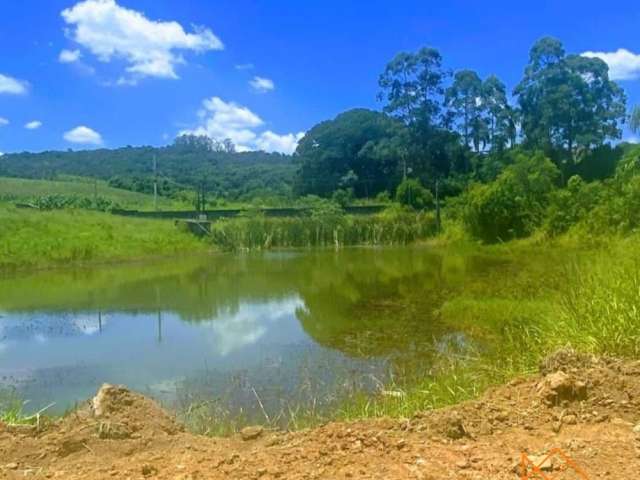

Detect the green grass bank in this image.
[0,203,210,272]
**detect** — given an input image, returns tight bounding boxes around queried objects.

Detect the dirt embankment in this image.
[2,350,640,479]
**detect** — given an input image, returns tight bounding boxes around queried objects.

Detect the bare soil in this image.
[2,350,640,479]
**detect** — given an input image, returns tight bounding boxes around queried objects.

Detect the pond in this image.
[0,247,528,427]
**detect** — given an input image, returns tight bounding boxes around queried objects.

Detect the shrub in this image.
[331,188,354,208]
[545,176,605,236]
[463,152,559,243]
[395,179,434,210]
[375,191,392,203]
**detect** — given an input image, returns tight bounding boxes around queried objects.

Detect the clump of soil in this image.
[2,351,640,479]
[87,383,181,438]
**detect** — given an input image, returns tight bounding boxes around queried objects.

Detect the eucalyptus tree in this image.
[445,70,485,151]
[378,47,470,178]
[630,106,640,135]
[514,37,626,168]
[378,47,447,128]
[481,75,516,150]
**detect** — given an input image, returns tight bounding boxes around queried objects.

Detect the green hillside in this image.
[0,176,180,209]
[0,138,297,204]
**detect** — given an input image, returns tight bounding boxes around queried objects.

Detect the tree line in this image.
[0,36,636,212]
[0,138,296,205]
[294,36,630,201]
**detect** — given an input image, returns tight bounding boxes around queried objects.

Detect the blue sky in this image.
[1,0,640,155]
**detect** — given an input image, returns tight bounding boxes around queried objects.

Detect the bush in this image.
[571,146,640,235]
[375,191,392,203]
[463,152,559,243]
[545,176,605,236]
[395,179,434,210]
[331,188,354,208]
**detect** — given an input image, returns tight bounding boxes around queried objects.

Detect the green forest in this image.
[2,36,640,247]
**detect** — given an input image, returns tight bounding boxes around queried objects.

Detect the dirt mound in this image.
[85,383,181,438]
[2,353,640,479]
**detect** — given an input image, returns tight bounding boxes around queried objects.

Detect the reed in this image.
[210,208,438,250]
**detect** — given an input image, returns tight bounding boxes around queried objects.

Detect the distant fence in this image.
[111,205,386,220]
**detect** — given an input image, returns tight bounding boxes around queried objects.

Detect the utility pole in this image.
[153,155,158,211]
[402,152,407,181]
[200,180,206,214]
[435,178,442,234]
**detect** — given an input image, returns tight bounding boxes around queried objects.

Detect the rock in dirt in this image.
[58,439,87,458]
[141,464,158,477]
[241,426,264,441]
[512,454,555,476]
[528,455,556,471]
[444,412,467,440]
[537,371,587,406]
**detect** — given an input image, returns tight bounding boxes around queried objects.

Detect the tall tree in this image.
[481,75,515,150]
[294,109,407,197]
[630,106,640,135]
[445,70,485,151]
[378,47,447,127]
[514,37,626,168]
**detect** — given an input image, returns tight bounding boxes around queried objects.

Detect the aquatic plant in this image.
[209,207,437,250]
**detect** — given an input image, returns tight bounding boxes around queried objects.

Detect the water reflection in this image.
[0,247,511,416]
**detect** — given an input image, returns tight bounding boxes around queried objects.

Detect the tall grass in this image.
[0,389,33,425]
[210,208,437,250]
[550,249,640,356]
[332,239,640,422]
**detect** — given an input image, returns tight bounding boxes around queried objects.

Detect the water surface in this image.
[0,247,515,421]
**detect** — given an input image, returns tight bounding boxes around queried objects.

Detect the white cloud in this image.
[0,73,28,95]
[25,121,42,130]
[249,76,275,93]
[256,131,304,155]
[61,0,224,83]
[581,48,640,81]
[64,125,103,145]
[182,96,263,147]
[59,49,81,63]
[235,63,254,70]
[204,297,303,356]
[181,97,304,154]
[0,117,8,126]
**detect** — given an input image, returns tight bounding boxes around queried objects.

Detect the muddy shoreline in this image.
[1,350,639,479]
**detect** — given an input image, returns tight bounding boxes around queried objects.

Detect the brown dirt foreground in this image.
[2,351,640,479]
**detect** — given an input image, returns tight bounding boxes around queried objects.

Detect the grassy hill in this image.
[0,176,181,210]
